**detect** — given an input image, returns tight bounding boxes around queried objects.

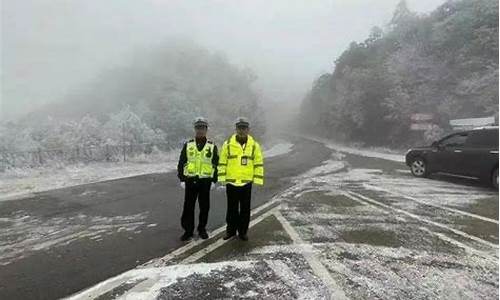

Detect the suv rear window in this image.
[466,129,499,147]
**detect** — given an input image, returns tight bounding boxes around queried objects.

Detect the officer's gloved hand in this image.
[180,182,185,189]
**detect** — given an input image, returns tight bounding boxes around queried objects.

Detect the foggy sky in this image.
[1,0,445,120]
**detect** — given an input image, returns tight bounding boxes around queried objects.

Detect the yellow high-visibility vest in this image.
[183,140,215,178]
[218,134,264,186]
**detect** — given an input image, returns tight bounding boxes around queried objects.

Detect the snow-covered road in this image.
[67,139,498,300]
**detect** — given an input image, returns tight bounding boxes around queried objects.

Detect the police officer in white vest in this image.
[177,117,219,241]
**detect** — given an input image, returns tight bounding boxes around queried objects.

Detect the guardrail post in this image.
[37,148,43,165]
[106,144,110,162]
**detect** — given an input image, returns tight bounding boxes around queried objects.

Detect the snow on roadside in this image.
[0,212,150,266]
[301,135,405,162]
[295,160,495,210]
[279,155,498,299]
[295,135,495,208]
[1,141,295,201]
[326,142,405,163]
[263,142,294,158]
[0,150,178,201]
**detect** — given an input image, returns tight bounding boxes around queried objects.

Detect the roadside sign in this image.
[411,113,434,121]
[410,123,434,131]
[411,113,435,131]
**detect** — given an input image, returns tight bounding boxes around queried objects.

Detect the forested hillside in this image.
[0,40,265,152]
[300,0,498,147]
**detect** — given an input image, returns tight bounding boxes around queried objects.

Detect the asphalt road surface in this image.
[1,136,497,299]
[0,136,330,300]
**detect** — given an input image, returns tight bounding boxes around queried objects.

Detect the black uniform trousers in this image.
[225,183,252,235]
[181,178,211,234]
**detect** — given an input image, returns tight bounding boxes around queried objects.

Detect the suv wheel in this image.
[492,168,498,189]
[410,157,428,178]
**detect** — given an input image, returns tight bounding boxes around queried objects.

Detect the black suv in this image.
[405,127,499,188]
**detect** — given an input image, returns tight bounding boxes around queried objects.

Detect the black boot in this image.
[238,233,248,241]
[199,230,209,240]
[180,232,193,241]
[223,232,236,240]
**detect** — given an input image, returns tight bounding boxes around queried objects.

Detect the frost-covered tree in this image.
[15,40,265,145]
[300,0,498,147]
[0,122,40,152]
[103,106,166,146]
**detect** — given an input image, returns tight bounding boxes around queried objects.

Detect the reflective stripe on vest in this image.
[183,141,214,178]
[224,135,259,185]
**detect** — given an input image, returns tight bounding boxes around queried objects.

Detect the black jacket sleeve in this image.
[212,145,219,183]
[177,142,187,182]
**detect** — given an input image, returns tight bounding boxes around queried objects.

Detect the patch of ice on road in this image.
[0,150,178,201]
[263,142,294,158]
[0,212,148,266]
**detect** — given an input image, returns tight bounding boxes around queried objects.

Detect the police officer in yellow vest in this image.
[177,117,219,241]
[218,117,264,241]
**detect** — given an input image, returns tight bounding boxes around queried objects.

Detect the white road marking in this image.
[66,262,257,300]
[274,211,349,300]
[64,189,287,299]
[64,269,141,300]
[145,191,283,267]
[181,208,278,264]
[98,208,279,298]
[363,183,499,225]
[418,226,498,260]
[343,191,498,249]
